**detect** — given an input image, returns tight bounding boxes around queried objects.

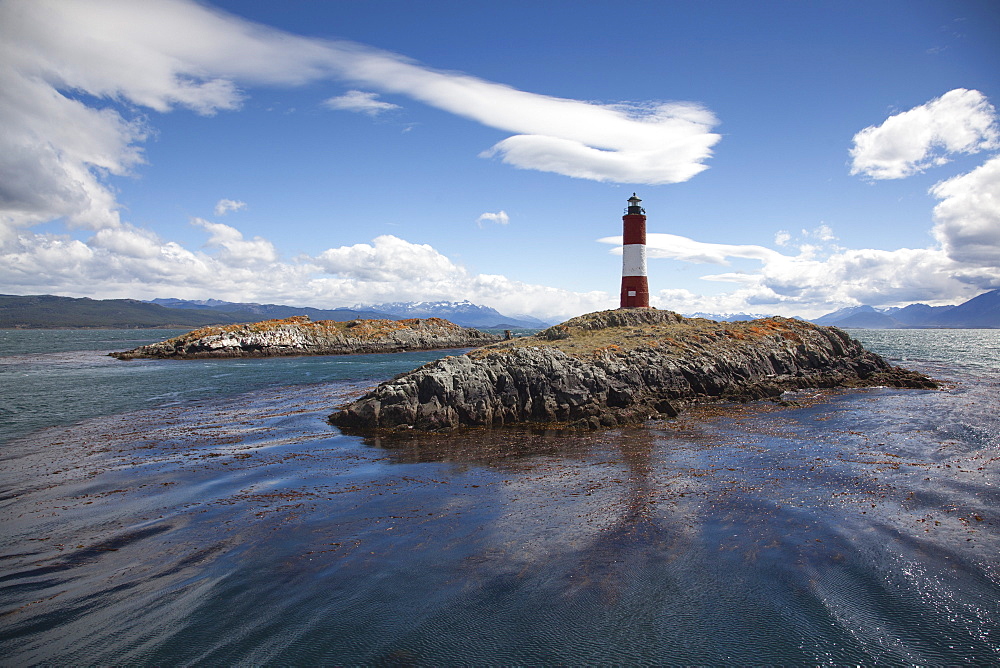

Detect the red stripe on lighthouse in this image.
[622,215,646,245]
[620,275,649,309]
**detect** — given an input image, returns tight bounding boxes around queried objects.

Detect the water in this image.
[1,328,997,664]
[0,329,472,446]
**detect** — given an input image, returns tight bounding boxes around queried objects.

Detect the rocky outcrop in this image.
[329,309,936,434]
[110,316,500,359]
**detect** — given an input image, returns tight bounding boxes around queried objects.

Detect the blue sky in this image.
[1,0,998,320]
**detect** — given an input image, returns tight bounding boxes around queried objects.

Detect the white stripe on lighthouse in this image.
[622,243,647,277]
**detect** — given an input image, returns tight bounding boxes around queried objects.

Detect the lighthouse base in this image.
[620,276,650,309]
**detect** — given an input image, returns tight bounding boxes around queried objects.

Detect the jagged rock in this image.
[110,315,500,359]
[329,309,937,434]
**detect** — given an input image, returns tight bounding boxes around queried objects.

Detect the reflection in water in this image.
[1,379,998,664]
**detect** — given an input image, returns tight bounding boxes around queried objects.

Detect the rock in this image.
[110,315,500,359]
[329,309,937,434]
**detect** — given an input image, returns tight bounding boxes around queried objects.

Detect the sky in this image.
[1,0,999,321]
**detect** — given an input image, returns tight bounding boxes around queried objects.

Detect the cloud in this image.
[849,88,999,180]
[476,211,509,228]
[191,217,278,267]
[4,2,995,320]
[214,199,246,216]
[741,247,982,306]
[308,236,613,317]
[660,244,996,316]
[600,226,1000,317]
[89,225,165,260]
[599,233,783,265]
[771,225,836,254]
[0,219,614,320]
[3,201,997,322]
[0,0,720,238]
[812,224,835,242]
[323,90,401,116]
[0,55,146,234]
[930,155,1000,267]
[3,225,235,293]
[314,235,463,283]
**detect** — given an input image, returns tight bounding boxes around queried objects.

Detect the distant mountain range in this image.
[153,298,548,329]
[812,289,1000,329]
[149,298,396,323]
[0,295,551,329]
[0,295,240,329]
[4,290,996,330]
[363,300,550,329]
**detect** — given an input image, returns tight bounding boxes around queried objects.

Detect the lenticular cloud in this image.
[0,0,720,237]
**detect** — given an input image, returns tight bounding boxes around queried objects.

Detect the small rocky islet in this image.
[329,308,937,434]
[110,315,501,359]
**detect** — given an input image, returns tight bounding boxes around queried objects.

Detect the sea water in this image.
[0,328,997,664]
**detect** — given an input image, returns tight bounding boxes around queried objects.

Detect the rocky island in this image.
[110,315,501,359]
[329,309,936,434]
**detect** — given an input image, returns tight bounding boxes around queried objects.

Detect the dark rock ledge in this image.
[110,315,501,359]
[329,309,936,434]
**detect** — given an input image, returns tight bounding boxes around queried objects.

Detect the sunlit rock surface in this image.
[111,316,500,359]
[329,309,936,433]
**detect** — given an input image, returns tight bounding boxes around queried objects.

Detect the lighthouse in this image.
[620,193,650,308]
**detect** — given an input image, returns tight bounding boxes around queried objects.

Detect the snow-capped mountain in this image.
[146,297,549,328]
[360,301,550,329]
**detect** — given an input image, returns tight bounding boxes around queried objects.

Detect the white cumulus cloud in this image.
[0,224,613,320]
[601,225,999,317]
[192,217,278,267]
[476,211,509,228]
[214,199,247,216]
[930,155,1000,267]
[323,90,401,116]
[314,235,463,283]
[849,88,999,180]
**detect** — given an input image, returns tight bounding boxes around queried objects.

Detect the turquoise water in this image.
[0,329,473,446]
[1,328,997,664]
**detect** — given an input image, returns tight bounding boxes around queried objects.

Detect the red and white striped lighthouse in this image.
[620,193,650,308]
